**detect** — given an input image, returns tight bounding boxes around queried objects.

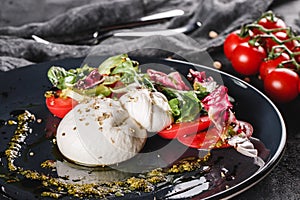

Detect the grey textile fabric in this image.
[0,0,275,71]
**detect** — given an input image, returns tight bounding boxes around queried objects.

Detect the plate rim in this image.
[0,56,287,200]
[159,58,287,199]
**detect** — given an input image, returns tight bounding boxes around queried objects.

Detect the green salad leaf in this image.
[160,87,202,123]
[111,58,138,84]
[98,54,139,85]
[98,54,129,75]
[47,64,94,90]
[193,82,210,100]
[47,66,77,89]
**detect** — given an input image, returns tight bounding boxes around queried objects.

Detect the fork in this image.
[32,21,202,45]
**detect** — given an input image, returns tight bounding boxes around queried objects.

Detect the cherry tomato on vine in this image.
[264,68,299,103]
[46,95,78,118]
[230,42,267,76]
[223,30,250,60]
[258,16,286,29]
[259,52,290,80]
[252,15,287,35]
[263,31,296,52]
[157,116,211,139]
[292,45,300,64]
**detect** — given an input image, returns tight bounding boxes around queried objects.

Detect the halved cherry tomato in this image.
[223,30,250,60]
[157,116,211,139]
[177,127,229,149]
[259,52,290,80]
[46,95,78,118]
[177,121,253,149]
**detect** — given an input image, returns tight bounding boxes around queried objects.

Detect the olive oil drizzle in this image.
[3,110,211,199]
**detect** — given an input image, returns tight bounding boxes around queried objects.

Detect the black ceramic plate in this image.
[0,57,286,200]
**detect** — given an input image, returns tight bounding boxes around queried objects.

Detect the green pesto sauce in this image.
[3,110,211,199]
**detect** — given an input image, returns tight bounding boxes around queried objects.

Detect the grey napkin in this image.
[0,0,275,71]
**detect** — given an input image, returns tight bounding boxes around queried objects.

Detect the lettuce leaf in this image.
[98,54,139,85]
[111,57,138,84]
[47,65,94,89]
[98,54,129,75]
[47,66,77,89]
[160,86,202,123]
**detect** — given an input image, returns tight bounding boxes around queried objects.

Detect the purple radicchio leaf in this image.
[188,69,218,93]
[75,69,104,89]
[147,69,190,90]
[201,85,236,131]
[188,69,207,83]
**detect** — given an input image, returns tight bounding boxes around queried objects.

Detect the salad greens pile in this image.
[46,53,257,159]
[46,54,220,123]
[47,54,142,98]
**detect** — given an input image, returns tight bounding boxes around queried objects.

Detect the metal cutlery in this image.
[96,9,185,33]
[32,9,185,45]
[32,21,201,45]
[89,21,202,44]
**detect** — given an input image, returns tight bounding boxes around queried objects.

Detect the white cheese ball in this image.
[56,97,147,166]
[119,89,173,132]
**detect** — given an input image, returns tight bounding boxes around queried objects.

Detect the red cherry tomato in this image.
[263,31,296,52]
[259,52,290,80]
[292,45,300,64]
[223,30,250,60]
[264,68,300,103]
[157,116,211,139]
[177,121,253,149]
[231,42,267,76]
[252,15,287,35]
[177,127,229,149]
[46,95,78,118]
[258,16,286,29]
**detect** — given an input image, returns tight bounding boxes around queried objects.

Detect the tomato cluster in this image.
[224,11,300,103]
